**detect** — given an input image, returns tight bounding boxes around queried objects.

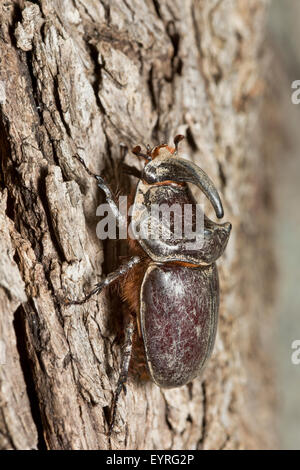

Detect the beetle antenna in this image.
[132,145,152,161]
[174,134,185,154]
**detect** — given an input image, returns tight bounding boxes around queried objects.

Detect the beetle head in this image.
[141,141,224,219]
[132,135,184,162]
[132,135,224,218]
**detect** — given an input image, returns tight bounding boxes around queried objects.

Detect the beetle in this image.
[66,135,231,435]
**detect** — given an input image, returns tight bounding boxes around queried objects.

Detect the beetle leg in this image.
[122,162,142,179]
[73,153,126,225]
[108,315,135,436]
[65,256,141,305]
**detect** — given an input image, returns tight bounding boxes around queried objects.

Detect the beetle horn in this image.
[142,156,224,218]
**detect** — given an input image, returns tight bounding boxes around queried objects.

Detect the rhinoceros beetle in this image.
[67,135,231,435]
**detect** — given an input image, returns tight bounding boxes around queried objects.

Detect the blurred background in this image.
[267,0,300,450]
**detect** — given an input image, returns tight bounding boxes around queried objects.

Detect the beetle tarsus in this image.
[70,138,231,436]
[73,153,98,180]
[64,282,105,305]
[108,316,135,437]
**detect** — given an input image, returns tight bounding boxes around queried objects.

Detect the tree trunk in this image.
[0,0,277,450]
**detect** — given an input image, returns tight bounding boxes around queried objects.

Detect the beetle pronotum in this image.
[66,135,231,435]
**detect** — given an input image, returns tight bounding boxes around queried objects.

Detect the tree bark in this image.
[0,0,277,450]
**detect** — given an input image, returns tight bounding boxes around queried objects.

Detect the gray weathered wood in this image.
[0,0,276,449]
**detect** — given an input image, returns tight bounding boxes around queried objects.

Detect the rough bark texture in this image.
[0,0,277,449]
